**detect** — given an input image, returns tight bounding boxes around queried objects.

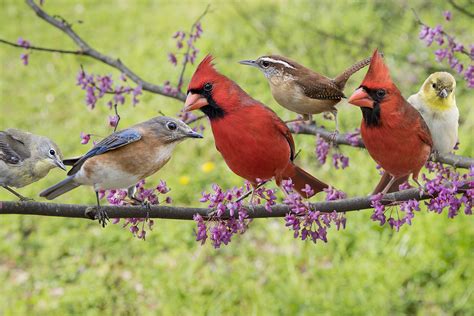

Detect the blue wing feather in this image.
[67,128,142,176]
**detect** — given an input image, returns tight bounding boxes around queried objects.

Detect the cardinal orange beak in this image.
[184,93,208,112]
[348,88,374,108]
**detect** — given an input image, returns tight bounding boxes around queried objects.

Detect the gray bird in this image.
[0,128,66,200]
[40,116,203,227]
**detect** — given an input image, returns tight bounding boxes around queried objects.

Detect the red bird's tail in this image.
[372,172,410,195]
[280,163,329,198]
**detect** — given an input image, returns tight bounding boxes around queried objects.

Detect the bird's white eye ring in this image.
[49,149,56,156]
[166,122,177,131]
[261,60,270,68]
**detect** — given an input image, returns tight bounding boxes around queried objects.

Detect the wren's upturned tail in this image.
[333,57,372,91]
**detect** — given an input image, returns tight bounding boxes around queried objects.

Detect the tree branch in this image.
[0,182,468,220]
[23,0,186,101]
[177,4,210,91]
[412,8,472,59]
[447,0,474,19]
[290,123,474,169]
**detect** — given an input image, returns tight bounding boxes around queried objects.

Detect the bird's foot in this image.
[85,206,109,228]
[329,130,339,144]
[19,196,34,202]
[412,179,425,198]
[129,196,152,211]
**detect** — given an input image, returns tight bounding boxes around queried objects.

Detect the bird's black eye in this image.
[166,122,177,131]
[49,149,56,156]
[261,60,270,68]
[203,83,213,92]
[376,89,386,98]
[432,83,437,89]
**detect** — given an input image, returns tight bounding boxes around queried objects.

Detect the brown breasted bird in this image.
[40,116,202,227]
[239,54,371,131]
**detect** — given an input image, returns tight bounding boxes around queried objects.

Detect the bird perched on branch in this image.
[184,55,329,197]
[348,49,432,194]
[238,54,371,131]
[40,116,203,227]
[408,72,458,154]
[0,129,66,200]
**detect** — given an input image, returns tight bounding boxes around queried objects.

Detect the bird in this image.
[347,49,433,195]
[408,72,458,154]
[238,54,371,131]
[0,128,66,200]
[184,55,329,198]
[40,116,203,227]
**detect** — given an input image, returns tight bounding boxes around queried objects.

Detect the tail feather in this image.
[63,157,81,166]
[281,163,329,198]
[39,177,80,200]
[333,56,372,90]
[372,172,409,195]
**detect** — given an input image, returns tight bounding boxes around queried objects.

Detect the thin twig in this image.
[290,123,474,169]
[0,38,83,54]
[177,4,211,91]
[113,103,120,132]
[22,0,186,101]
[411,8,472,59]
[447,0,474,19]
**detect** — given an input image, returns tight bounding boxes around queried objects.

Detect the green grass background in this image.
[0,0,473,315]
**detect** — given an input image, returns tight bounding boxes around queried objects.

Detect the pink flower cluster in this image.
[100,179,172,240]
[76,68,142,109]
[195,181,277,248]
[418,11,474,88]
[282,180,347,243]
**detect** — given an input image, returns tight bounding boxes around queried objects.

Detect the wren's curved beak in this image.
[348,88,374,108]
[438,88,448,98]
[55,158,67,171]
[184,92,208,112]
[238,59,258,68]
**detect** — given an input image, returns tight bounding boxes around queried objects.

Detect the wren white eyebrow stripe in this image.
[260,57,296,69]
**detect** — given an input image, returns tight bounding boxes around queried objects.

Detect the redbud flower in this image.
[80,132,91,144]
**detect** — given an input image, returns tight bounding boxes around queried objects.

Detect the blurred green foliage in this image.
[0,0,473,315]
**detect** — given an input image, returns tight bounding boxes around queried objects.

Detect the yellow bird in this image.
[408,72,459,154]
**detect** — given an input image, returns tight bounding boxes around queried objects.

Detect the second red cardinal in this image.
[184,55,329,197]
[348,49,433,194]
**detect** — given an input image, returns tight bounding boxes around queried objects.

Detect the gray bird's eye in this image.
[166,122,177,131]
[261,60,270,68]
[49,149,56,156]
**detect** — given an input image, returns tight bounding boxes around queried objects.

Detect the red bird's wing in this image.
[272,114,296,161]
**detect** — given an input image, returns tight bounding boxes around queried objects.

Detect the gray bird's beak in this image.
[238,59,258,68]
[55,158,67,171]
[438,88,448,98]
[186,130,203,139]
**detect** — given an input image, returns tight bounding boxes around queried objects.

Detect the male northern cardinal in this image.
[408,72,458,154]
[184,55,329,197]
[348,50,433,194]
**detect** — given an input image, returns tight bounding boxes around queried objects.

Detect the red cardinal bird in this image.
[348,50,432,194]
[184,55,329,197]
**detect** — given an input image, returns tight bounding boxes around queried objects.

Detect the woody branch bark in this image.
[0,182,469,220]
[290,123,474,169]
